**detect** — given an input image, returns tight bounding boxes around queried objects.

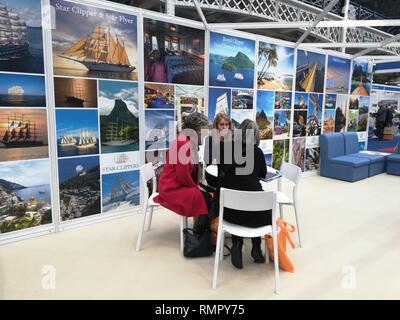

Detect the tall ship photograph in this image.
[0,108,48,161]
[102,170,140,213]
[296,50,326,93]
[54,77,97,108]
[56,109,99,157]
[0,159,52,234]
[208,87,231,121]
[0,0,44,74]
[51,0,138,80]
[99,80,139,153]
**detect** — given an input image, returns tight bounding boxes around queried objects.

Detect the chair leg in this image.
[294,204,302,248]
[219,231,225,261]
[279,203,284,219]
[180,216,188,254]
[264,237,270,265]
[212,229,223,289]
[146,207,154,231]
[272,227,280,294]
[136,202,148,252]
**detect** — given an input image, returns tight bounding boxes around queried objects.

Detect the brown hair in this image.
[212,112,233,131]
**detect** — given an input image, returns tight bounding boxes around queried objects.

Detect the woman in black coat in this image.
[218,119,272,269]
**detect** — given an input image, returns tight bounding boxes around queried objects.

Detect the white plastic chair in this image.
[136,163,188,253]
[212,188,279,294]
[277,161,302,247]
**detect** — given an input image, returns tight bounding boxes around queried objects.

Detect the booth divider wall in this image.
[0,0,372,244]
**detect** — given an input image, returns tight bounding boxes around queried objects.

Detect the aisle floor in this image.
[1,173,399,299]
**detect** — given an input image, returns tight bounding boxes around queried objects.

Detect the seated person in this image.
[218,119,271,269]
[154,113,212,229]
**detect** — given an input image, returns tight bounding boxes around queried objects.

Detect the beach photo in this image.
[232,89,253,109]
[273,110,291,139]
[326,56,351,94]
[256,90,274,140]
[51,0,138,81]
[274,91,291,109]
[58,155,101,221]
[54,77,97,108]
[323,109,336,133]
[257,42,294,91]
[306,93,322,136]
[335,94,348,132]
[144,19,204,85]
[272,139,289,170]
[292,137,305,171]
[347,110,358,132]
[99,80,139,154]
[209,32,255,88]
[208,87,231,120]
[325,94,336,109]
[293,110,307,137]
[56,109,99,158]
[305,147,320,172]
[144,83,174,109]
[0,159,52,234]
[145,109,174,150]
[175,85,205,126]
[296,50,325,93]
[102,170,140,214]
[351,60,371,96]
[0,73,46,107]
[231,109,254,128]
[0,108,48,161]
[0,0,44,74]
[294,92,308,109]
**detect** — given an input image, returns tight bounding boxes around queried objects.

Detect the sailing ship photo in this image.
[296,50,326,93]
[351,60,371,96]
[51,0,138,80]
[56,109,99,157]
[143,19,205,85]
[0,73,46,107]
[209,32,255,89]
[102,170,140,213]
[145,109,174,150]
[99,80,139,154]
[0,108,48,161]
[326,56,351,94]
[208,87,231,121]
[256,90,274,140]
[144,83,175,109]
[0,0,44,74]
[257,42,294,91]
[54,77,97,108]
[58,155,100,221]
[0,159,52,234]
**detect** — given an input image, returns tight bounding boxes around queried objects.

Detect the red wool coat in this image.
[153,135,208,217]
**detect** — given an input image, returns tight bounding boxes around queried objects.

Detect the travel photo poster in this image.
[175,85,205,127]
[306,93,323,136]
[145,109,174,150]
[209,32,255,88]
[58,155,101,221]
[351,60,371,96]
[0,108,49,162]
[99,80,139,154]
[144,83,175,109]
[256,90,274,140]
[257,42,294,91]
[208,87,231,120]
[0,0,44,74]
[296,50,325,93]
[54,77,97,108]
[292,137,306,172]
[0,158,52,234]
[326,56,351,94]
[272,139,289,170]
[51,0,138,81]
[335,94,348,132]
[143,19,205,85]
[56,109,99,158]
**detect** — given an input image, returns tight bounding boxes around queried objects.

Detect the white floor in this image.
[1,173,399,300]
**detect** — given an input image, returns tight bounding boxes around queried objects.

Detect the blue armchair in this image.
[320,133,370,182]
[387,153,400,176]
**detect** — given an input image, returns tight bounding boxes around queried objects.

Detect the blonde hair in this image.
[212,112,233,131]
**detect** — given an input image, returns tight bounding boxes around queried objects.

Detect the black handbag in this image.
[183,228,214,258]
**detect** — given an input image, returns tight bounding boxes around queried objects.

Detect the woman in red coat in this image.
[154,113,210,220]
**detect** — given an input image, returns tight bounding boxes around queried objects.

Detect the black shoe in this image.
[251,247,265,263]
[231,237,243,269]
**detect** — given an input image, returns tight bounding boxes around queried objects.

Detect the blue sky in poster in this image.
[0,74,45,95]
[208,87,231,121]
[58,155,99,183]
[56,109,99,138]
[294,92,308,108]
[256,90,274,116]
[210,32,255,61]
[258,42,294,76]
[326,56,351,93]
[308,94,323,120]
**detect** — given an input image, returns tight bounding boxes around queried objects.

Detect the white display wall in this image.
[0,0,371,243]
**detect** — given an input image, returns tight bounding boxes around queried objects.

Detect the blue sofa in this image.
[342,132,387,177]
[387,154,400,176]
[320,133,370,182]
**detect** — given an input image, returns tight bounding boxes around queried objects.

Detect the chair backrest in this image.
[320,133,345,160]
[219,188,276,216]
[280,161,301,185]
[342,132,359,155]
[140,163,157,195]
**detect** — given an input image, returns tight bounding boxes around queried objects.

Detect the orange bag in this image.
[265,218,296,272]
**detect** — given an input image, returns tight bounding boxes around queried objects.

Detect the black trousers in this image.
[193,191,214,231]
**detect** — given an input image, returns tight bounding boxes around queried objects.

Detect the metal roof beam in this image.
[299,42,400,48]
[353,32,400,58]
[192,0,208,30]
